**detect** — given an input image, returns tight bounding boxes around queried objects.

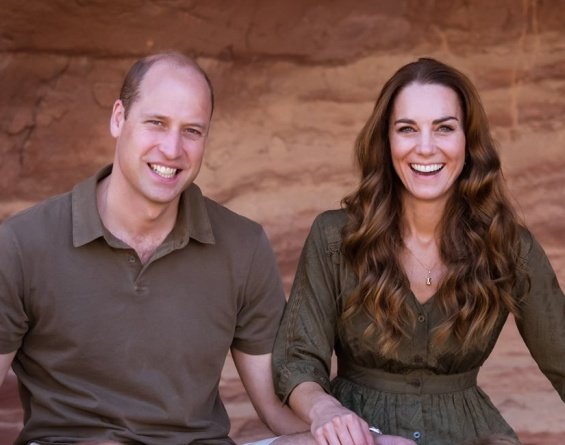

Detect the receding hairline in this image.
[144,53,213,98]
[119,51,215,118]
[143,52,207,78]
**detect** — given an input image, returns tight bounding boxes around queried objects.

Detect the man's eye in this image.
[148,120,163,126]
[185,128,202,136]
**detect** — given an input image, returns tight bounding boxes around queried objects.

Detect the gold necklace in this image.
[405,246,437,286]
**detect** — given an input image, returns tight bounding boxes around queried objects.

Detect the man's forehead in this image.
[138,62,211,103]
[127,65,212,123]
[144,60,205,84]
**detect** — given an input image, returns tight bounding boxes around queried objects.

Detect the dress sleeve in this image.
[515,231,565,401]
[273,212,343,403]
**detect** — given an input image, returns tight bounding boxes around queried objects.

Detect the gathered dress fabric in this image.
[273,210,565,445]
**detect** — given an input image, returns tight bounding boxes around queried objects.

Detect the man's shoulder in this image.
[0,192,73,257]
[1,192,72,233]
[201,195,264,236]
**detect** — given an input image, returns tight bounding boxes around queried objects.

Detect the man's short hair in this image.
[119,51,215,118]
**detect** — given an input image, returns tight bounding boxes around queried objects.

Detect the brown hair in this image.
[341,58,527,356]
[118,51,215,118]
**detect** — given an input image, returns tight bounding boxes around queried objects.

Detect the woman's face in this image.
[388,82,466,207]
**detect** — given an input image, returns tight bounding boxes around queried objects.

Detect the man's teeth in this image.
[150,164,177,178]
[411,163,443,173]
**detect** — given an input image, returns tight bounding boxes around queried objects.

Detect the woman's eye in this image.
[398,126,415,133]
[437,125,454,133]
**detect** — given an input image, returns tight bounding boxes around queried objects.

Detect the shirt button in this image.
[417,314,425,323]
[413,431,421,440]
[414,355,423,363]
[409,379,421,387]
[128,255,136,263]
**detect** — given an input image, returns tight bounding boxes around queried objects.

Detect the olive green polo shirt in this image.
[0,165,285,445]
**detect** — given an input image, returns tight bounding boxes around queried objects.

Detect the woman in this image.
[272,58,565,445]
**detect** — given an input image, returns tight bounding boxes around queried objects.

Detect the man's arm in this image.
[0,351,16,387]
[231,349,309,436]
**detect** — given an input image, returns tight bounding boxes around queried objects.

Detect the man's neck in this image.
[96,175,179,263]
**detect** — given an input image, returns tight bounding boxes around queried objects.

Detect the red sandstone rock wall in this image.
[1,1,564,444]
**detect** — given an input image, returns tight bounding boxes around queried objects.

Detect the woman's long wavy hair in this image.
[341,58,527,356]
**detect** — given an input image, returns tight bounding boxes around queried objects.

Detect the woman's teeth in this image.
[410,163,443,173]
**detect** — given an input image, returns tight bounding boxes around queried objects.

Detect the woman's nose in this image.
[415,130,435,155]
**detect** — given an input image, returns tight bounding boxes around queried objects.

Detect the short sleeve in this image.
[273,212,344,403]
[515,231,565,401]
[231,228,286,355]
[0,222,29,353]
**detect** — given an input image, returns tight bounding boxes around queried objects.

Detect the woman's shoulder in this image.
[517,225,542,259]
[313,208,348,229]
[517,225,556,272]
[311,209,348,242]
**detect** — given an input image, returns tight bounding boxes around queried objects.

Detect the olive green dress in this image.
[273,210,565,445]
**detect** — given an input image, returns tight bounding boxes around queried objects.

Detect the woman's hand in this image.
[271,431,417,445]
[287,382,417,445]
[374,435,417,445]
[310,401,374,445]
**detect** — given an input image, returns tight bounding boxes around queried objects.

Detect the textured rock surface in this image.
[1,1,564,444]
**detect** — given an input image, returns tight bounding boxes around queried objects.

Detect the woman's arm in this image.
[288,381,376,445]
[515,232,565,400]
[278,382,417,445]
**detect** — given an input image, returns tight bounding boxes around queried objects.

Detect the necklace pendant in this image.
[426,273,432,286]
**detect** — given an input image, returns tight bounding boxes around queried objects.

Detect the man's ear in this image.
[110,100,125,138]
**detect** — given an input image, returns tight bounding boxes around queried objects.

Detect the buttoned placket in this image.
[408,298,430,443]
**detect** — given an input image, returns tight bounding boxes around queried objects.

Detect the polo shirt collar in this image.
[175,182,216,246]
[72,165,215,248]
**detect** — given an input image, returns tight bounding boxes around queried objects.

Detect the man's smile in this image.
[149,163,179,178]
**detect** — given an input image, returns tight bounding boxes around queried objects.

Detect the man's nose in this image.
[159,131,182,158]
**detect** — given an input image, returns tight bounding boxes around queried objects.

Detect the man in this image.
[0,52,306,444]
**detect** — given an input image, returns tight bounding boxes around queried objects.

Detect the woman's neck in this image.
[401,196,446,244]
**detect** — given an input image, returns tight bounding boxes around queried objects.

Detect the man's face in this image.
[110,62,212,209]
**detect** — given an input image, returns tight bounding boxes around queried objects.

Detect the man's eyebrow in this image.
[185,122,208,130]
[141,113,167,121]
[143,113,209,129]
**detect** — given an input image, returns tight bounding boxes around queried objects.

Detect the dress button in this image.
[413,431,421,440]
[417,314,425,323]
